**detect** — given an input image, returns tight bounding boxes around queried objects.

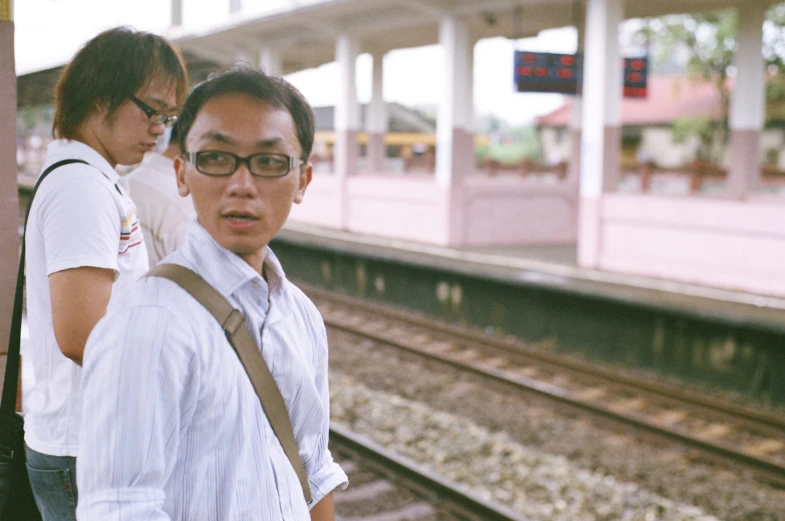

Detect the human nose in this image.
[149,121,167,137]
[227,161,258,197]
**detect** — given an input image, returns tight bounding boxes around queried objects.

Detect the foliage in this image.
[639,4,785,162]
[671,117,714,161]
[474,124,541,164]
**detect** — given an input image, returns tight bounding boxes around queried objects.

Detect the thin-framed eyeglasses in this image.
[184,150,304,178]
[130,96,179,127]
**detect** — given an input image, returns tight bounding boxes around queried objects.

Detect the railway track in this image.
[330,424,529,521]
[307,285,785,487]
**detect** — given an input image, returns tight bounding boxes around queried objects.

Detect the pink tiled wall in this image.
[288,173,578,247]
[596,194,785,296]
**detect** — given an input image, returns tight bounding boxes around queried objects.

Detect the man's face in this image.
[94,76,178,166]
[174,93,312,272]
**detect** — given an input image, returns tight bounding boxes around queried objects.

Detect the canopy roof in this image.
[171,0,764,73]
[17,0,771,106]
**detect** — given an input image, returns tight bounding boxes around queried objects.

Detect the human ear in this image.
[174,155,191,198]
[94,98,112,116]
[293,163,312,204]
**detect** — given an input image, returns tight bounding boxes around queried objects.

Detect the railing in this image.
[634,161,785,194]
[479,158,568,179]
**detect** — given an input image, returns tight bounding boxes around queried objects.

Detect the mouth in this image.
[221,211,259,230]
[142,142,156,151]
[222,211,259,221]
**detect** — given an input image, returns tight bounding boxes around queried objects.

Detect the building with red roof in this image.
[536,74,785,170]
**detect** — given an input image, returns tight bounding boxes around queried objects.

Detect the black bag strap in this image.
[145,264,313,504]
[1,159,88,415]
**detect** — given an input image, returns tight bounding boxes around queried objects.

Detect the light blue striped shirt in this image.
[77,221,348,521]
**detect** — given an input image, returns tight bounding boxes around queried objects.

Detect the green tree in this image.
[640,4,785,162]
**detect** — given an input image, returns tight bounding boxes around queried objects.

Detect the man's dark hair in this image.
[53,26,189,140]
[177,66,315,161]
[168,117,183,148]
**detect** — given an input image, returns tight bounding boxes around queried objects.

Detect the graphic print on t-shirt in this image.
[119,208,144,255]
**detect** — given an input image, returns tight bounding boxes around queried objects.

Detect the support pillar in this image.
[334,33,360,228]
[567,21,585,191]
[435,15,474,187]
[171,0,183,27]
[260,47,282,77]
[728,3,765,199]
[578,0,623,268]
[603,6,623,192]
[366,51,387,173]
[0,2,20,408]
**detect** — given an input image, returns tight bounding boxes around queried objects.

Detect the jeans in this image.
[24,444,78,521]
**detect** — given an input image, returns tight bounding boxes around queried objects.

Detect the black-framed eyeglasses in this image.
[184,150,304,178]
[130,96,178,127]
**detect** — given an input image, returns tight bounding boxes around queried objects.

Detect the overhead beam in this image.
[177,42,236,65]
[398,0,445,19]
[454,0,517,16]
[349,13,429,39]
[297,17,340,37]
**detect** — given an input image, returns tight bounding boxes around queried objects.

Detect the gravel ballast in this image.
[329,332,785,521]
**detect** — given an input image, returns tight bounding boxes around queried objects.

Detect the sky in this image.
[14,0,579,125]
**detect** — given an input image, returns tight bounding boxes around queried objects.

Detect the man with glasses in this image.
[77,67,348,520]
[23,27,187,520]
[125,120,196,267]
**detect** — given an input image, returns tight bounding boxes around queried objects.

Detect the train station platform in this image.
[278,221,785,332]
[273,221,785,403]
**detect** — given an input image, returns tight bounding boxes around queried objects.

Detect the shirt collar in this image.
[47,139,121,184]
[180,221,291,311]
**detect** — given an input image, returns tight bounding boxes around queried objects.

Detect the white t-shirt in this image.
[124,152,196,266]
[24,139,149,457]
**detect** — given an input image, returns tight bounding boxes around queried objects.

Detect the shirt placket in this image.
[245,280,299,518]
[259,315,300,518]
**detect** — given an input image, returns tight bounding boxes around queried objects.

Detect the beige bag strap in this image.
[146,263,312,504]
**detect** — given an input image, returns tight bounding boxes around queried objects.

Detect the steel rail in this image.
[305,285,785,432]
[330,423,532,521]
[312,287,785,487]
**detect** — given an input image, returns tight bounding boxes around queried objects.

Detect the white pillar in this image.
[334,33,360,178]
[260,47,282,77]
[467,38,475,133]
[171,0,183,27]
[366,51,387,172]
[568,22,585,189]
[578,0,623,268]
[601,2,623,193]
[728,3,766,199]
[436,15,474,187]
[334,33,360,228]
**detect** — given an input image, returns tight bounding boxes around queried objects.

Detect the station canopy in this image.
[16,0,765,107]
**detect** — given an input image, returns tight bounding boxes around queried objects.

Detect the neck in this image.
[239,249,267,277]
[73,121,116,167]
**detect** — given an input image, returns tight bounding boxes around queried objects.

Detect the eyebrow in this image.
[198,132,286,149]
[147,98,178,112]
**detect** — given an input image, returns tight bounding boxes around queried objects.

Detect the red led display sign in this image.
[623,57,649,98]
[514,51,582,95]
[515,52,650,98]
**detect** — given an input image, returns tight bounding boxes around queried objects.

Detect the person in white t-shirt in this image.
[23,27,188,521]
[125,122,196,266]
